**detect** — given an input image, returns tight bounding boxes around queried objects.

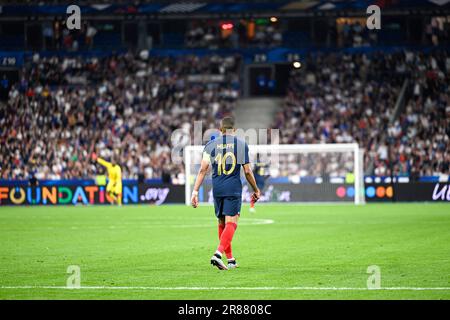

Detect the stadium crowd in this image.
[0,52,241,181]
[0,49,448,181]
[274,50,449,178]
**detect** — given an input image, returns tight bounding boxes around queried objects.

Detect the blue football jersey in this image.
[203,135,249,197]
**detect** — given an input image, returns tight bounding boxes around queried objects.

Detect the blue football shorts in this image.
[213,196,242,218]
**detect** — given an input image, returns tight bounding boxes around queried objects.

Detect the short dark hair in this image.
[220,116,235,130]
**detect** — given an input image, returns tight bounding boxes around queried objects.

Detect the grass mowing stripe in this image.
[2,286,450,291]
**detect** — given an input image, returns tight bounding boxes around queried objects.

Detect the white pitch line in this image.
[30,219,275,230]
[1,286,450,291]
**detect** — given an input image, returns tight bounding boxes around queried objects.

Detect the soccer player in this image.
[249,160,269,213]
[92,153,122,206]
[191,117,261,270]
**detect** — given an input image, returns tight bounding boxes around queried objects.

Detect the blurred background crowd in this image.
[0,0,449,182]
[1,49,448,181]
[1,53,240,181]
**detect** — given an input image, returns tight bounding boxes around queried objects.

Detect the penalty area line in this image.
[1,286,450,291]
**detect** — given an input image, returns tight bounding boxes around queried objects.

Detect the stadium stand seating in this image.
[0,53,241,181]
[0,50,448,181]
[273,50,449,178]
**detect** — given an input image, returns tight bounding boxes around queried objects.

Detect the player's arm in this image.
[191,158,210,208]
[243,164,261,202]
[96,157,112,170]
[92,153,112,170]
[242,143,260,201]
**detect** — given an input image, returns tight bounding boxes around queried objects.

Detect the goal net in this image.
[184,143,365,205]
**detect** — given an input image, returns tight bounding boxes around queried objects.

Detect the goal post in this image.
[184,143,365,205]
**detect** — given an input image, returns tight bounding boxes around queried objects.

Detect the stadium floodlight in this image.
[185,143,365,205]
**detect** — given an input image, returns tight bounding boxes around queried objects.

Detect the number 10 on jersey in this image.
[215,152,236,175]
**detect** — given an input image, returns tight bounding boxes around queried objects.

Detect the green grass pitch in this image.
[0,203,449,300]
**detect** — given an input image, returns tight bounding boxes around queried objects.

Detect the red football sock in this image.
[218,223,225,238]
[224,243,233,260]
[217,222,237,254]
[224,224,236,259]
[250,198,255,208]
[218,223,234,259]
[219,223,225,236]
